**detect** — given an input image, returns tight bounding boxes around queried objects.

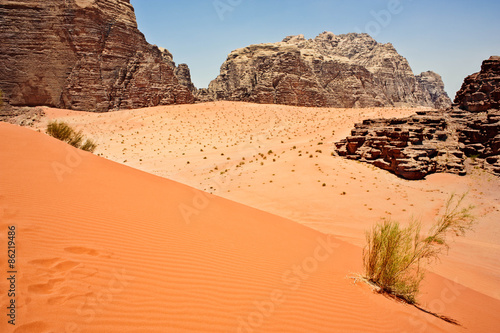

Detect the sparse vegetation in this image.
[363,194,475,304]
[468,154,480,162]
[80,138,98,152]
[46,121,97,153]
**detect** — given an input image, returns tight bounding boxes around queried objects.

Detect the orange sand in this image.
[38,102,500,300]
[0,102,497,332]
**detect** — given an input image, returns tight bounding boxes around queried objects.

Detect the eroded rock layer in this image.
[203,32,451,109]
[454,56,500,112]
[0,0,194,112]
[336,56,500,179]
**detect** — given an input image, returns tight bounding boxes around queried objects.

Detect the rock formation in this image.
[202,32,451,109]
[336,56,500,179]
[416,71,452,110]
[454,56,500,112]
[157,47,196,94]
[174,64,197,94]
[0,0,194,112]
[335,111,466,180]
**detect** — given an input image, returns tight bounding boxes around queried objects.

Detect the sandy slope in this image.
[37,102,500,302]
[0,122,498,332]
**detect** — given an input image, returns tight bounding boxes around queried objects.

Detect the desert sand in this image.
[1,102,499,332]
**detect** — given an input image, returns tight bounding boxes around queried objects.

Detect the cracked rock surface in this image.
[202,32,451,109]
[0,0,194,112]
[336,56,500,179]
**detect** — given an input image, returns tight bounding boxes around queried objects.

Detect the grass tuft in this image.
[80,138,98,152]
[363,193,474,304]
[46,121,97,153]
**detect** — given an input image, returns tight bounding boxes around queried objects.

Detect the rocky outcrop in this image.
[336,56,500,179]
[174,64,197,94]
[454,56,500,112]
[0,0,194,112]
[203,32,451,109]
[416,71,452,110]
[157,47,196,94]
[454,108,500,175]
[335,111,465,180]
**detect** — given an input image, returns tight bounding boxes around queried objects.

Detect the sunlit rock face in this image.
[0,0,194,112]
[204,32,451,109]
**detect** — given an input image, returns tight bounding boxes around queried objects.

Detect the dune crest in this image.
[1,120,499,332]
[0,122,493,332]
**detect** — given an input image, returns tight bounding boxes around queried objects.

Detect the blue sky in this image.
[130,0,500,98]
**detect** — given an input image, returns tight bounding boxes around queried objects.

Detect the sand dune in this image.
[37,102,500,301]
[0,103,498,332]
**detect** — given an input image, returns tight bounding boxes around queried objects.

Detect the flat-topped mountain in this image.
[201,32,451,109]
[0,0,194,112]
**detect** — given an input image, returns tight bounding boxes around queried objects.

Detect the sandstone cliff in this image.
[454,56,500,112]
[416,71,452,109]
[174,64,197,94]
[203,32,451,109]
[335,56,500,179]
[0,0,194,112]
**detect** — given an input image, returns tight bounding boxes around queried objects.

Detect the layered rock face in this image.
[0,0,194,112]
[336,56,500,179]
[335,111,465,180]
[203,32,451,109]
[416,71,452,110]
[159,47,197,94]
[175,64,197,94]
[454,56,500,112]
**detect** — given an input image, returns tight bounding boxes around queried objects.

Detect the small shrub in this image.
[363,194,474,304]
[80,139,98,152]
[46,121,97,153]
[68,129,84,148]
[46,121,74,142]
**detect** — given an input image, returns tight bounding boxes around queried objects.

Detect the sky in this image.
[130,0,500,98]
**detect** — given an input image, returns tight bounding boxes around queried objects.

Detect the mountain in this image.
[201,32,451,109]
[0,0,194,112]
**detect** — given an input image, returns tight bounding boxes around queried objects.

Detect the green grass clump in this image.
[363,194,474,304]
[46,121,97,153]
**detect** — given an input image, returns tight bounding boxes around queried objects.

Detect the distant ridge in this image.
[199,32,451,109]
